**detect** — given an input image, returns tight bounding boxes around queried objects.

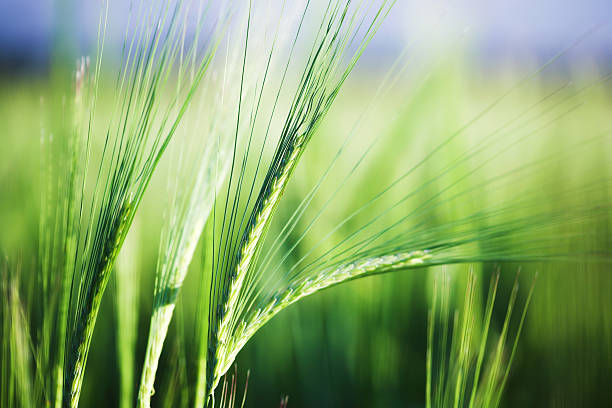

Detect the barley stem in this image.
[138,305,176,408]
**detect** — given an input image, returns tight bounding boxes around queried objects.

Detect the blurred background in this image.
[1,1,611,407]
[2,0,612,72]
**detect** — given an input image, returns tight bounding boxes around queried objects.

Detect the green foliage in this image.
[60,1,219,406]
[1,262,35,408]
[426,270,534,408]
[0,0,611,407]
[204,0,394,399]
[115,225,141,408]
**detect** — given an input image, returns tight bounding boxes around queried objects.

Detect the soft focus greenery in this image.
[1,1,611,407]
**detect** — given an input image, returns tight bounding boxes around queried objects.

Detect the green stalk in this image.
[64,210,132,407]
[139,306,176,408]
[205,1,395,397]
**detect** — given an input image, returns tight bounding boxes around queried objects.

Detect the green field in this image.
[1,1,611,407]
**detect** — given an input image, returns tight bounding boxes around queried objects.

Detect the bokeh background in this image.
[1,1,611,407]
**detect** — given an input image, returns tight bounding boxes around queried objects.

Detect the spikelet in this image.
[62,1,220,406]
[204,0,394,398]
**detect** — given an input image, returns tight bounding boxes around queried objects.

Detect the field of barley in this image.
[1,1,611,407]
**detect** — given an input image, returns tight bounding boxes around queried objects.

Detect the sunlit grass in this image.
[0,0,611,407]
